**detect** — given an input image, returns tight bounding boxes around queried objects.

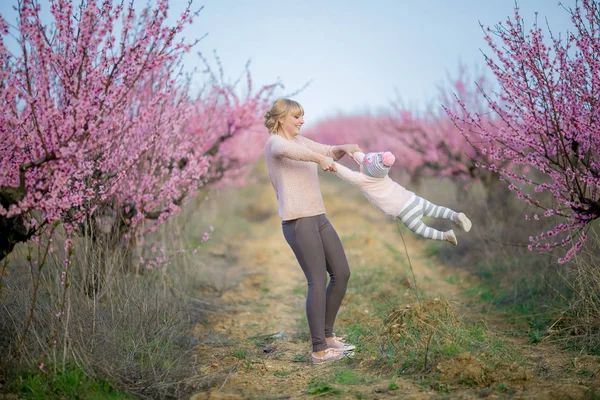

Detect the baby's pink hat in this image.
[361,151,395,178]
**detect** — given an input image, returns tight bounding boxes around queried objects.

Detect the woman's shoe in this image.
[326,334,356,351]
[311,348,354,364]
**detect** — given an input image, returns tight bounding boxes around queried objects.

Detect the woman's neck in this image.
[276,130,296,140]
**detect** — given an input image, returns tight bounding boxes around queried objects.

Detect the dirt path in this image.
[191,173,600,400]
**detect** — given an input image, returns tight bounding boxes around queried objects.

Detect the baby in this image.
[334,151,472,245]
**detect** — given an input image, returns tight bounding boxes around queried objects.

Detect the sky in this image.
[0,0,578,125]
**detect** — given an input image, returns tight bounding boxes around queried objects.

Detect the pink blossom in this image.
[446,0,600,260]
[201,232,210,243]
[0,0,277,260]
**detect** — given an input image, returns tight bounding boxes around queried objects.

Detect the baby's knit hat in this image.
[353,151,395,178]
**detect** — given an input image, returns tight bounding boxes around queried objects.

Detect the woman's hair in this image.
[264,98,304,134]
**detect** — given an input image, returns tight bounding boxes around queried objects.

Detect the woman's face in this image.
[278,112,304,137]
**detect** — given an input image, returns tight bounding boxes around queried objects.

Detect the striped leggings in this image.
[396,195,456,241]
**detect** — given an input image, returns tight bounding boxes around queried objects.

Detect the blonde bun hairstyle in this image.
[264,98,304,134]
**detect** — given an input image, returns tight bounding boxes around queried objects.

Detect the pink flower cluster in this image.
[447,0,600,262]
[0,0,277,257]
[389,66,505,182]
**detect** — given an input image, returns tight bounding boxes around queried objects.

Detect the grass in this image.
[330,229,522,389]
[273,369,289,378]
[233,348,248,360]
[4,366,132,400]
[332,369,372,385]
[392,315,515,374]
[291,285,305,297]
[338,249,521,386]
[305,378,342,395]
[424,240,445,258]
[455,255,570,347]
[291,353,309,363]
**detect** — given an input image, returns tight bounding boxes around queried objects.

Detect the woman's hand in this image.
[343,144,362,156]
[332,144,362,160]
[319,156,337,172]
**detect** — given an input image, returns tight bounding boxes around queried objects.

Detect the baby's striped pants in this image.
[396,195,456,241]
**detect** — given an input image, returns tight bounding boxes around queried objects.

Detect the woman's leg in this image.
[282,215,329,352]
[398,196,455,241]
[317,215,351,339]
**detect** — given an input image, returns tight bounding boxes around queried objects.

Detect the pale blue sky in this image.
[1,0,577,125]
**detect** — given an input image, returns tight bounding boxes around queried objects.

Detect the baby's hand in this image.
[352,151,366,165]
[319,157,337,172]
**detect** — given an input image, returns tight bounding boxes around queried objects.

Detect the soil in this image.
[190,171,600,400]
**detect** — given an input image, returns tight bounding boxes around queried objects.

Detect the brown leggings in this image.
[282,214,351,352]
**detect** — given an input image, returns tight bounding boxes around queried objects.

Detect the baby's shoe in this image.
[454,213,472,232]
[311,348,354,364]
[326,334,356,351]
[445,230,458,246]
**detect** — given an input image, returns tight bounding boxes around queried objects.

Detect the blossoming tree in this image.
[448,0,600,262]
[0,0,276,262]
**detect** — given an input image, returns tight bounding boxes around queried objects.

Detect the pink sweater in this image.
[334,163,414,218]
[264,134,335,221]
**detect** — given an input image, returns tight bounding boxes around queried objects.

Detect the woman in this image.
[263,98,360,364]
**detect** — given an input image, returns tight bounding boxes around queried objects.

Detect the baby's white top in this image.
[334,163,414,218]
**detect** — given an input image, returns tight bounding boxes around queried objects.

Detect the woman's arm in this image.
[297,136,362,161]
[295,136,335,158]
[331,144,362,161]
[268,135,337,171]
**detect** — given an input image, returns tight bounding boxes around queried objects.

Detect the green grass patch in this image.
[461,262,567,346]
[5,366,132,400]
[424,240,444,258]
[341,233,359,243]
[291,330,310,343]
[305,377,341,395]
[349,265,388,295]
[291,353,309,363]
[383,242,409,267]
[291,285,305,297]
[273,369,289,378]
[233,348,247,359]
[332,369,372,385]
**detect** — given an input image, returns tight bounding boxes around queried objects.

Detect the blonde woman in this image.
[264,98,360,364]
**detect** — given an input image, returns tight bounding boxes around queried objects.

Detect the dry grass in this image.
[0,182,262,399]
[551,228,600,354]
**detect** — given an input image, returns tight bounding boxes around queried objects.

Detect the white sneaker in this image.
[311,348,354,364]
[454,213,472,232]
[326,334,356,351]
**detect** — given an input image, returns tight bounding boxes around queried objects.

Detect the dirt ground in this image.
[189,169,600,400]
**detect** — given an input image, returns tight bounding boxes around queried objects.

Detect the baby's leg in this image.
[421,198,472,232]
[397,196,446,241]
[421,198,456,221]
